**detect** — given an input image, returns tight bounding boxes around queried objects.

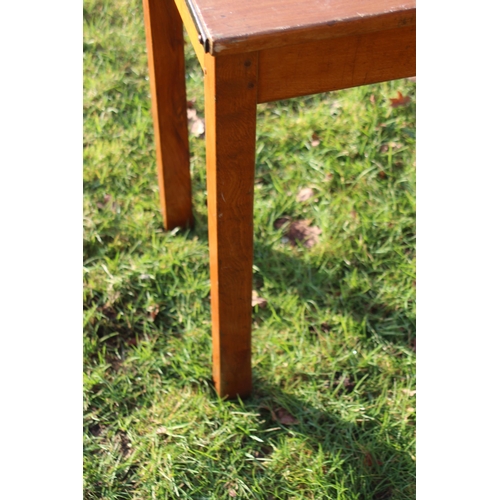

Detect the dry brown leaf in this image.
[311,133,321,147]
[224,482,238,497]
[296,187,314,202]
[402,389,416,396]
[390,91,411,108]
[96,194,112,209]
[363,452,383,467]
[259,404,298,425]
[187,108,197,121]
[273,216,291,229]
[190,117,205,137]
[272,407,299,425]
[251,290,267,309]
[148,304,160,320]
[186,100,205,138]
[287,219,321,248]
[381,141,402,153]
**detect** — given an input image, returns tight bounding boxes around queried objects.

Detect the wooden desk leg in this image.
[204,52,258,398]
[142,0,193,230]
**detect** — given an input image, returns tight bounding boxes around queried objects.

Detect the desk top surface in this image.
[185,0,416,55]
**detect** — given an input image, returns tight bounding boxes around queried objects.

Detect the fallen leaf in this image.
[296,187,314,202]
[156,426,167,435]
[286,219,321,248]
[148,304,160,320]
[369,94,376,105]
[402,389,416,396]
[186,100,205,138]
[259,404,299,425]
[380,141,402,153]
[273,216,291,229]
[364,453,383,467]
[378,170,387,179]
[390,91,411,108]
[333,372,355,392]
[272,407,299,425]
[190,117,205,137]
[96,194,112,209]
[224,482,238,497]
[251,290,267,309]
[311,133,321,147]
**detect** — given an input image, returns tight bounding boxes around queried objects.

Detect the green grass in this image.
[84,1,416,498]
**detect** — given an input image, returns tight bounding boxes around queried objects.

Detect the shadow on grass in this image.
[85,230,414,364]
[252,242,415,349]
[186,198,414,345]
[258,376,414,499]
[201,375,415,499]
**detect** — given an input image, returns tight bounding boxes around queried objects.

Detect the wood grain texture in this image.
[143,0,193,229]
[258,24,416,103]
[204,51,259,399]
[184,0,415,55]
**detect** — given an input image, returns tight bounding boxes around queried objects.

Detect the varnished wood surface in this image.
[258,24,416,103]
[185,0,415,55]
[174,0,205,65]
[204,51,258,398]
[143,0,193,229]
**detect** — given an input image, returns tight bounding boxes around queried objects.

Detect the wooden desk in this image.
[142,0,416,398]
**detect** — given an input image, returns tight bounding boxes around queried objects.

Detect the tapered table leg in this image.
[204,52,258,398]
[142,0,193,229]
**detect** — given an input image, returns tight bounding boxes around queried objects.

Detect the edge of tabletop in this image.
[181,0,416,56]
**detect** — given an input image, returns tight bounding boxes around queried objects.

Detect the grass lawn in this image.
[83,0,416,498]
